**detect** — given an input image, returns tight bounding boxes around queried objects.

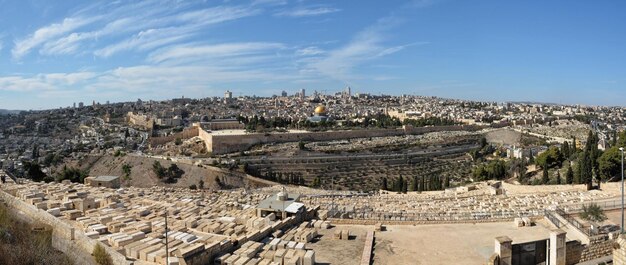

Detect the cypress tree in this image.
[402,179,408,193]
[581,150,593,190]
[410,176,418,191]
[562,141,570,159]
[556,171,561,184]
[542,167,549,184]
[418,176,424,192]
[381,178,388,191]
[566,164,574,184]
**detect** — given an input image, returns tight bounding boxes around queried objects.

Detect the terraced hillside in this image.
[240,135,480,191]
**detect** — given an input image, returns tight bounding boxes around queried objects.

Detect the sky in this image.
[0,0,625,110]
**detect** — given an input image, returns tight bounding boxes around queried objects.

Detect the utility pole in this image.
[164,189,169,265]
[619,147,624,234]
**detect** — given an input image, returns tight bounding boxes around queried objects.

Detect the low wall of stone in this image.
[0,190,129,265]
[327,217,520,226]
[566,236,614,265]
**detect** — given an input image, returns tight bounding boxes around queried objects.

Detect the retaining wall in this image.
[0,190,130,265]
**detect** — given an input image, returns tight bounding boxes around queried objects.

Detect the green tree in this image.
[618,130,626,147]
[23,161,46,182]
[152,161,164,177]
[561,141,570,159]
[579,203,607,223]
[401,178,408,193]
[555,171,561,184]
[580,150,593,190]
[312,176,321,188]
[598,147,622,181]
[536,146,563,169]
[566,164,574,184]
[122,163,132,180]
[381,177,388,191]
[410,176,418,191]
[56,165,88,183]
[542,167,549,184]
[480,137,488,149]
[298,141,306,150]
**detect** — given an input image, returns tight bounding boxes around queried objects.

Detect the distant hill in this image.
[0,109,21,115]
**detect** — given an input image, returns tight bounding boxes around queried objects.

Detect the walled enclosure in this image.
[149,124,480,155]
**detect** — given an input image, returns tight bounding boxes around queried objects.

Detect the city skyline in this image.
[1,0,626,110]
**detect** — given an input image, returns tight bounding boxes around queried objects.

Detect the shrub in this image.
[93,243,113,265]
[580,203,607,223]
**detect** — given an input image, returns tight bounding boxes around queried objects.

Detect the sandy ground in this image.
[485,129,521,146]
[349,220,555,265]
[308,225,368,265]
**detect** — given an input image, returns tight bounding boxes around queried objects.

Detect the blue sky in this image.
[0,0,625,110]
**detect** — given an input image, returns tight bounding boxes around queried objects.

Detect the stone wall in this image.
[614,235,626,265]
[146,124,483,154]
[566,237,614,265]
[149,126,200,147]
[208,125,481,154]
[0,190,130,265]
[326,217,523,226]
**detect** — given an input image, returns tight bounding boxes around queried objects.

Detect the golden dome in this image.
[314,105,327,114]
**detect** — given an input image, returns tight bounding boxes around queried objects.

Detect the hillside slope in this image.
[76,155,247,189]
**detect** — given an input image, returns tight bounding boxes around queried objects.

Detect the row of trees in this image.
[381,175,450,193]
[237,113,459,132]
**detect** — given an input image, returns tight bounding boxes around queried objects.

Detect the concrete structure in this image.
[257,187,304,220]
[84,175,121,189]
[549,229,566,265]
[495,236,512,265]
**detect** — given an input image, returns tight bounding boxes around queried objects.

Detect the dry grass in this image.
[0,203,72,265]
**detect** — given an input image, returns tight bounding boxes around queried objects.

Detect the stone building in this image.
[84,175,121,189]
[257,187,304,220]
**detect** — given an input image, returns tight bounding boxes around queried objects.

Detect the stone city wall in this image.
[0,190,130,265]
[149,126,200,147]
[147,124,483,154]
[127,112,154,130]
[207,125,481,154]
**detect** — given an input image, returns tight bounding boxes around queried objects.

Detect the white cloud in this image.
[94,28,194,58]
[93,6,259,58]
[306,17,405,81]
[276,7,341,17]
[13,3,259,58]
[295,46,325,56]
[251,0,288,6]
[12,17,98,59]
[148,42,285,64]
[0,72,96,92]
